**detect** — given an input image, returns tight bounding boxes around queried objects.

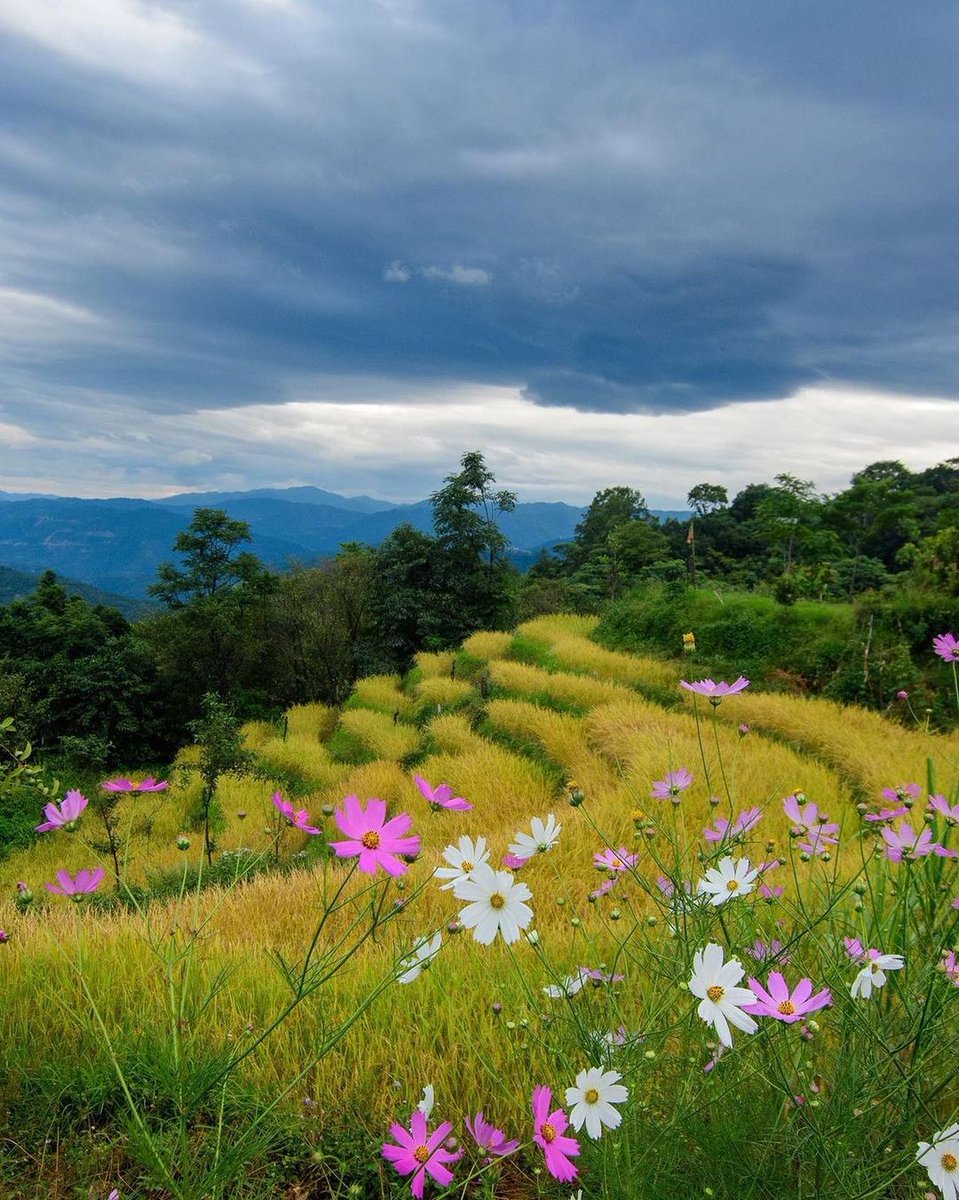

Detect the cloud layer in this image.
[0,0,957,498]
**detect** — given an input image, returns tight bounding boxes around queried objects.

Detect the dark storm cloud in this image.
[1,0,958,435]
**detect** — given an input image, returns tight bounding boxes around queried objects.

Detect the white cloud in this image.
[421,264,492,286]
[383,260,412,283]
[170,449,213,467]
[0,421,36,448]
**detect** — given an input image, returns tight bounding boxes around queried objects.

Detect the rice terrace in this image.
[2,613,958,1198]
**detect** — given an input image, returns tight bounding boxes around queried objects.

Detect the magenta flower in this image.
[45,867,105,896]
[589,876,619,900]
[382,1108,462,1198]
[782,793,825,829]
[101,776,168,793]
[881,782,921,804]
[864,805,909,824]
[271,791,321,835]
[930,794,959,822]
[798,823,840,855]
[750,938,788,964]
[330,795,420,875]
[502,853,529,870]
[881,819,957,863]
[0,929,8,943]
[36,789,88,832]
[759,881,784,900]
[703,806,762,844]
[137,776,169,792]
[656,874,692,901]
[744,972,832,1023]
[532,1085,579,1183]
[414,775,472,812]
[843,936,866,960]
[680,676,750,698]
[941,950,959,987]
[593,846,638,871]
[465,1111,519,1158]
[933,632,959,662]
[651,768,694,800]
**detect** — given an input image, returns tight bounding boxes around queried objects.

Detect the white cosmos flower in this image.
[543,970,588,999]
[453,862,533,945]
[850,949,906,999]
[397,932,442,984]
[688,943,758,1048]
[696,856,760,906]
[565,1066,628,1139]
[508,813,561,859]
[417,1084,435,1118]
[918,1124,959,1200]
[434,835,490,890]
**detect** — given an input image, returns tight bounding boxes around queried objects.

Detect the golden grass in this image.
[411,676,475,708]
[413,649,457,678]
[515,615,680,694]
[240,719,275,751]
[338,708,422,761]
[285,702,339,741]
[516,614,600,641]
[460,630,514,661]
[257,734,351,791]
[350,674,417,718]
[426,713,489,756]
[489,657,631,709]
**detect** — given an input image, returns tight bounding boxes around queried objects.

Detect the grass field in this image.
[2,615,958,1199]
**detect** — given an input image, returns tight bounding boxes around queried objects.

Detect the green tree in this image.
[687,483,729,517]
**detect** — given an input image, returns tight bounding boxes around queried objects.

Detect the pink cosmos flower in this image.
[759,882,784,901]
[941,951,959,987]
[45,867,105,896]
[465,1112,519,1158]
[656,875,693,902]
[933,632,959,662]
[532,1085,579,1183]
[651,768,694,800]
[589,876,619,900]
[864,805,909,824]
[36,789,88,832]
[413,775,472,811]
[680,676,750,698]
[271,791,321,835]
[703,806,762,844]
[744,972,832,1023]
[843,936,866,960]
[882,782,921,804]
[330,796,420,875]
[881,819,957,863]
[382,1109,463,1198]
[136,777,169,792]
[593,846,638,871]
[101,776,168,793]
[782,793,825,829]
[798,824,840,855]
[929,794,959,822]
[0,930,8,943]
[579,966,625,985]
[750,938,789,964]
[502,853,529,870]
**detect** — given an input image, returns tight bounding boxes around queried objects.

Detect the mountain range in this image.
[0,486,689,602]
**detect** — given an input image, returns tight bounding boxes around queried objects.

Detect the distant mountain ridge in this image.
[0,485,688,602]
[0,565,154,620]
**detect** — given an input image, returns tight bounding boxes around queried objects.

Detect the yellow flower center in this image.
[584,1088,599,1104]
[541,1123,557,1143]
[778,1000,796,1016]
[361,831,381,850]
[489,893,506,910]
[461,860,473,871]
[707,985,725,1002]
[413,1145,430,1164]
[871,962,880,973]
[943,1153,958,1173]
[726,879,740,891]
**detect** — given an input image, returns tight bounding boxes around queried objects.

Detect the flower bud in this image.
[525,929,540,946]
[708,795,721,807]
[175,833,190,851]
[447,920,463,935]
[610,908,622,921]
[322,804,335,817]
[645,915,657,927]
[237,809,247,820]
[570,917,581,928]
[852,880,867,895]
[491,1001,502,1016]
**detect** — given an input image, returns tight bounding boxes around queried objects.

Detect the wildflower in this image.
[434,835,490,890]
[272,791,321,835]
[109,1191,120,1200]
[750,938,788,964]
[930,794,959,823]
[932,632,959,663]
[465,1112,519,1158]
[682,631,696,652]
[532,1085,579,1182]
[738,723,750,737]
[330,795,420,876]
[703,806,762,844]
[798,824,840,855]
[453,863,533,945]
[417,1085,434,1117]
[696,856,760,905]
[759,881,784,901]
[382,1109,462,1198]
[940,951,959,987]
[882,820,956,863]
[579,966,624,986]
[593,846,637,871]
[896,689,909,700]
[175,833,190,850]
[864,805,909,824]
[565,1067,628,1139]
[843,936,866,960]
[917,1124,959,1198]
[45,867,105,897]
[414,775,472,812]
[651,768,694,801]
[703,1044,727,1073]
[680,676,750,699]
[398,933,442,984]
[0,930,8,943]
[744,972,832,1023]
[508,814,561,858]
[850,948,905,999]
[688,943,758,1047]
[101,776,168,793]
[502,853,529,870]
[589,876,619,901]
[882,782,922,804]
[543,971,587,999]
[35,789,88,833]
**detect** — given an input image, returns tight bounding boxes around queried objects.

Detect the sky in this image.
[0,0,957,506]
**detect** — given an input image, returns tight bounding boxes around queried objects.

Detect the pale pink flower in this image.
[593,846,638,871]
[45,867,105,896]
[750,939,788,964]
[651,768,693,800]
[330,795,420,875]
[578,966,624,985]
[502,853,529,870]
[589,876,619,900]
[843,936,866,960]
[465,1112,519,1158]
[703,806,761,844]
[864,805,909,824]
[413,775,472,811]
[882,782,921,804]
[532,1085,579,1182]
[36,789,88,832]
[798,823,840,855]
[272,791,321,835]
[680,676,750,698]
[941,951,959,987]
[930,794,959,822]
[882,820,957,863]
[744,972,832,1023]
[759,881,784,901]
[382,1109,462,1198]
